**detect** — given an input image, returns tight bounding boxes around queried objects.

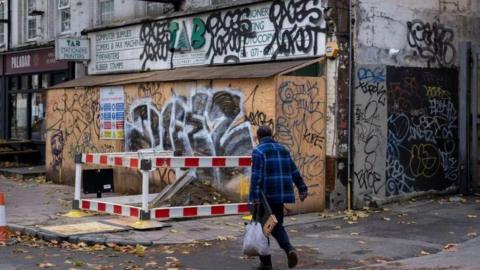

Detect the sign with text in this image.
[88,0,326,74]
[100,87,125,140]
[56,38,90,61]
[5,47,69,75]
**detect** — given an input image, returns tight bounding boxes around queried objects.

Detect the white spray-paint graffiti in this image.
[125,88,254,185]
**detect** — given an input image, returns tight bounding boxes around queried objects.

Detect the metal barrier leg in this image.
[73,155,83,209]
[140,170,151,220]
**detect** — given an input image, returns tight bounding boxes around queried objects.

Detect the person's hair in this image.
[257,125,272,140]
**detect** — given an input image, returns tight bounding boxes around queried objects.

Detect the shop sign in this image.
[5,47,69,75]
[100,87,125,140]
[88,0,326,74]
[55,37,90,60]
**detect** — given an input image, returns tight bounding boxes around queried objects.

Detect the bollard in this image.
[0,192,8,243]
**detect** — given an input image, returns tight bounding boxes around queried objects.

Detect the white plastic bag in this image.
[242,221,270,256]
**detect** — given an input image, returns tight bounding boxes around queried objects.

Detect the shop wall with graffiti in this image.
[45,76,326,210]
[352,66,458,207]
[88,0,326,74]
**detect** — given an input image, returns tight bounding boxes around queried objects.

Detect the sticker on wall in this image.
[100,86,125,140]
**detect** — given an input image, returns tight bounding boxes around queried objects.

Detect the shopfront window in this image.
[10,93,29,140]
[31,92,45,141]
[7,70,70,142]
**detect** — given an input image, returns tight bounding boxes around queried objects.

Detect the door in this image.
[459,43,480,194]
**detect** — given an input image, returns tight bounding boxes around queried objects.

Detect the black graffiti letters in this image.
[407,19,456,67]
[139,21,171,70]
[265,0,325,60]
[353,66,387,201]
[245,110,274,129]
[205,8,256,64]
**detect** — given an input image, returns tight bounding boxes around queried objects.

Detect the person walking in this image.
[249,125,308,270]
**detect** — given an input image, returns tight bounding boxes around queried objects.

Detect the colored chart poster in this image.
[100,87,125,139]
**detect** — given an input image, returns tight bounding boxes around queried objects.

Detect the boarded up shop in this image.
[46,0,328,213]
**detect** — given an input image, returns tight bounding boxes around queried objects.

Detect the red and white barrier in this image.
[74,151,252,221]
[80,154,252,169]
[0,192,8,243]
[79,199,141,218]
[151,203,250,220]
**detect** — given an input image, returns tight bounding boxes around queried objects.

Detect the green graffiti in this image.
[168,21,179,49]
[191,18,206,49]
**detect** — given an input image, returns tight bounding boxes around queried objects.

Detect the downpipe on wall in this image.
[346,0,354,210]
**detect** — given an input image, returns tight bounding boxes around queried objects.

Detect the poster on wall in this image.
[100,87,125,139]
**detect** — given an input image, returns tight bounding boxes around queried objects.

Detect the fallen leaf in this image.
[37,262,56,268]
[289,229,298,233]
[73,260,84,267]
[170,229,178,233]
[134,244,147,256]
[290,217,297,221]
[420,250,430,256]
[357,240,366,245]
[350,232,359,236]
[145,261,158,267]
[382,217,391,221]
[24,255,34,259]
[335,225,342,230]
[443,243,458,251]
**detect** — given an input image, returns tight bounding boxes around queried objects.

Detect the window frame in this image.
[98,0,114,25]
[0,0,5,46]
[58,0,71,33]
[26,0,38,41]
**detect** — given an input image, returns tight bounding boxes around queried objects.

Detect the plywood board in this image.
[275,76,327,213]
[40,221,129,236]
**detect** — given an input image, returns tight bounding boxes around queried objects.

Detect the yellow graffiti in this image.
[424,86,451,99]
[409,144,440,178]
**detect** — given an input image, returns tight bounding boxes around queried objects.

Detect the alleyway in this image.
[1,176,480,269]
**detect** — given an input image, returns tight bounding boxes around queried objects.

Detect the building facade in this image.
[1,0,478,211]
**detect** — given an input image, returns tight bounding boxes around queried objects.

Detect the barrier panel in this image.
[73,150,252,220]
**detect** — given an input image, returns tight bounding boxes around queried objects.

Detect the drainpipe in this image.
[346,0,354,210]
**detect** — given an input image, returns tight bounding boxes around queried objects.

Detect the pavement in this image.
[2,175,480,269]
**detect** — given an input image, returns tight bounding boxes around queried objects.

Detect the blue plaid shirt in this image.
[249,137,308,204]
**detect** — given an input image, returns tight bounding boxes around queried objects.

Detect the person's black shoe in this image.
[252,264,273,270]
[287,250,298,268]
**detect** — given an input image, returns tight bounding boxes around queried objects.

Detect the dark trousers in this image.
[259,203,294,266]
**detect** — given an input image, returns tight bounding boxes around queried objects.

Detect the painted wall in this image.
[355,0,480,68]
[45,76,326,212]
[352,0,477,207]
